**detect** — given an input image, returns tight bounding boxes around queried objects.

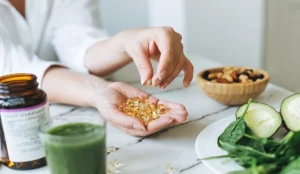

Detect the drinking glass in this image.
[39,114,106,174]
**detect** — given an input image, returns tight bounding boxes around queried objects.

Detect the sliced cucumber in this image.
[236,102,282,138]
[280,93,300,131]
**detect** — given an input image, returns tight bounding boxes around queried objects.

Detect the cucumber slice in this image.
[236,102,282,138]
[280,93,300,131]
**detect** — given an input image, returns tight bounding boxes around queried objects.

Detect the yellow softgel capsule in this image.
[119,97,169,125]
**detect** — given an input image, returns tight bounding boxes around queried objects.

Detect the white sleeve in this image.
[51,0,110,73]
[0,36,62,88]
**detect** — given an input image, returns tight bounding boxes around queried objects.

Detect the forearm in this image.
[41,66,110,107]
[84,33,132,76]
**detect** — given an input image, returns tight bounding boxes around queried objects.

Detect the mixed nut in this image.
[203,67,264,84]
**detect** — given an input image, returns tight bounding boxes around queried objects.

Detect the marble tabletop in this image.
[2,56,293,174]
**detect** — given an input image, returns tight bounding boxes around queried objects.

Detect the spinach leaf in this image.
[280,157,300,174]
[276,132,300,165]
[229,169,253,174]
[200,155,238,160]
[218,99,252,147]
[237,128,265,152]
[237,137,264,152]
[251,159,259,174]
[219,141,275,167]
[229,164,278,174]
[287,131,300,155]
[218,119,247,146]
[262,140,281,154]
[205,99,300,174]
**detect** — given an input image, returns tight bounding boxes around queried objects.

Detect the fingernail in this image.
[141,77,146,85]
[163,82,170,89]
[160,82,169,89]
[133,124,146,131]
[159,71,168,80]
[184,82,189,87]
[185,80,192,87]
[185,117,189,123]
[141,74,150,85]
[153,78,162,87]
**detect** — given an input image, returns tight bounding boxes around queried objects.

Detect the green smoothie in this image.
[44,123,106,174]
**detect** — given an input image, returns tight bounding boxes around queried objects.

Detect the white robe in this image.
[0,0,109,86]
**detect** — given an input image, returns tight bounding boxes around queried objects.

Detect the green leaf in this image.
[280,157,300,174]
[229,164,278,174]
[251,159,259,174]
[218,99,252,147]
[262,140,281,154]
[229,169,253,174]
[200,155,238,160]
[237,137,264,152]
[218,119,247,146]
[287,131,300,155]
[242,132,281,154]
[276,132,300,165]
[219,141,275,163]
[210,99,300,174]
[237,129,265,152]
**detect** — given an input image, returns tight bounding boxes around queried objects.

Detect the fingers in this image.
[109,121,147,137]
[158,54,193,89]
[108,114,173,137]
[152,27,180,86]
[162,110,188,123]
[118,126,148,137]
[159,55,185,89]
[103,94,160,135]
[158,100,186,110]
[157,55,193,89]
[122,26,192,88]
[183,58,194,87]
[151,27,193,88]
[158,100,188,122]
[131,45,153,85]
[107,100,188,137]
[147,116,174,133]
[107,109,146,131]
[108,109,187,137]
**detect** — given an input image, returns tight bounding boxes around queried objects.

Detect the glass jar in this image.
[0,73,50,170]
[39,114,107,174]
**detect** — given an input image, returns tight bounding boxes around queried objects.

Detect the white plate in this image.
[195,115,243,174]
[195,115,288,174]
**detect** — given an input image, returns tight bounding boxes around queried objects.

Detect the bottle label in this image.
[0,102,50,162]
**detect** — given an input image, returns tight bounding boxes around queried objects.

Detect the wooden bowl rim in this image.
[197,66,269,86]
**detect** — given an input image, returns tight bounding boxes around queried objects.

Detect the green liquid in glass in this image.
[44,123,106,174]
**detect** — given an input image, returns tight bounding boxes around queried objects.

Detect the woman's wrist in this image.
[84,32,132,76]
[110,31,130,59]
[86,76,112,108]
[42,66,112,107]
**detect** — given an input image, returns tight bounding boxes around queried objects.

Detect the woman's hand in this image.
[85,27,194,89]
[42,67,187,137]
[118,27,194,88]
[92,82,188,136]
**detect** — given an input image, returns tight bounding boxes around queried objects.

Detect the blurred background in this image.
[97,0,300,92]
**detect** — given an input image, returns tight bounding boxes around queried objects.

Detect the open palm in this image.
[95,82,188,136]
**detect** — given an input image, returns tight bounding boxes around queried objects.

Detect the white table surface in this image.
[1,56,293,174]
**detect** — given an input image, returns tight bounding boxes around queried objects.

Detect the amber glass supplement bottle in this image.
[0,73,50,170]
